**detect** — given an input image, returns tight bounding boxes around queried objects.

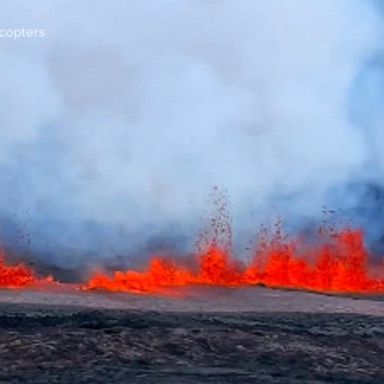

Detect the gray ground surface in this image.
[0,287,384,383]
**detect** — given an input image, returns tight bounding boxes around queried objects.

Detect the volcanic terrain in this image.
[0,286,384,383]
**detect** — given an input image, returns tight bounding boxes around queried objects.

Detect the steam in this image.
[0,0,383,267]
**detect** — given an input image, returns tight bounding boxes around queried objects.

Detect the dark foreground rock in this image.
[0,305,383,383]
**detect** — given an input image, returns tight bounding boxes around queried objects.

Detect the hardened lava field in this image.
[0,287,384,384]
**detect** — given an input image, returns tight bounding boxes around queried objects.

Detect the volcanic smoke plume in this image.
[0,0,384,271]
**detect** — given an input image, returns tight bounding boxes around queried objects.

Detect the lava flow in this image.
[0,250,53,288]
[84,226,384,296]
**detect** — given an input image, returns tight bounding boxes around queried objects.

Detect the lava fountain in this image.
[0,250,53,288]
[2,189,384,296]
[1,223,384,295]
[84,217,384,296]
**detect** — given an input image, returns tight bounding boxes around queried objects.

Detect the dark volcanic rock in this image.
[0,306,383,383]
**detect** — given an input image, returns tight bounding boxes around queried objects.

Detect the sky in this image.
[0,0,384,269]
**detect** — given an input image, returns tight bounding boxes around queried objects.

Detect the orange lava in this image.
[84,227,384,295]
[245,228,384,293]
[0,250,54,288]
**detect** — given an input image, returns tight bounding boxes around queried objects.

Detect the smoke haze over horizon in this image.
[1,0,384,268]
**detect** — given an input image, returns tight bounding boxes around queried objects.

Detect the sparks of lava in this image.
[84,191,384,296]
[0,250,53,288]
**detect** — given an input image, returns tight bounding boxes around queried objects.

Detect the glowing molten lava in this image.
[84,227,384,295]
[0,250,53,288]
[86,258,194,295]
[0,257,36,288]
[245,228,384,293]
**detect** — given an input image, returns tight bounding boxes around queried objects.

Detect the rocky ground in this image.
[0,287,384,383]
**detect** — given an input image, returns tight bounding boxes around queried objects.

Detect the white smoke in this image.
[0,0,383,266]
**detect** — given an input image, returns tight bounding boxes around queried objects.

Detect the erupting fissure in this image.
[84,228,384,295]
[2,192,384,295]
[84,192,384,296]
